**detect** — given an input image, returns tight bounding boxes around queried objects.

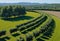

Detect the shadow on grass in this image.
[1,16,34,21]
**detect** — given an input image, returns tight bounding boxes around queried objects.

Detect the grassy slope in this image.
[46,15,60,41]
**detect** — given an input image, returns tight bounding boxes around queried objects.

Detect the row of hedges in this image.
[19,14,55,41]
[35,14,55,41]
[0,11,44,41]
[16,12,45,32]
[0,11,43,41]
[16,11,43,28]
[15,13,47,41]
[21,16,47,34]
[36,20,55,41]
[21,14,55,41]
[0,12,55,41]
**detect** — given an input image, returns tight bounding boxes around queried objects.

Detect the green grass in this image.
[46,15,60,41]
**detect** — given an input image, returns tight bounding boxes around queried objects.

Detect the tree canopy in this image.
[0,5,26,18]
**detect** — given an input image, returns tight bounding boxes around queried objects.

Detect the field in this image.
[39,10,60,18]
[0,10,60,41]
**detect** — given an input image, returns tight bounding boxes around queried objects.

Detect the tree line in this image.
[23,4,60,11]
[0,5,26,18]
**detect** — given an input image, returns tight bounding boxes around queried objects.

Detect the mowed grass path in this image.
[0,12,40,31]
[46,15,60,41]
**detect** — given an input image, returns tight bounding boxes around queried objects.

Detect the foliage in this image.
[0,5,26,18]
[23,4,60,11]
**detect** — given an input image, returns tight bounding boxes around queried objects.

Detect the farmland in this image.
[0,5,60,41]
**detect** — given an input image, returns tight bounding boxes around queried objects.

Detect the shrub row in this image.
[0,11,43,41]
[21,16,47,34]
[17,14,45,32]
[19,15,44,31]
[0,12,55,41]
[24,14,55,41]
[35,15,55,41]
[16,11,42,28]
[36,19,55,41]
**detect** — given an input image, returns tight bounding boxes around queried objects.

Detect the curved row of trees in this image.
[0,5,26,18]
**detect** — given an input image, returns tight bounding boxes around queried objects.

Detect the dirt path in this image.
[41,10,60,18]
